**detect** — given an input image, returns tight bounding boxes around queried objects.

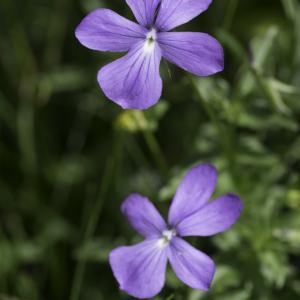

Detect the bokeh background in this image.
[1,0,300,299]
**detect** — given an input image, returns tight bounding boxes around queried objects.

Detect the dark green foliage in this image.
[0,0,300,299]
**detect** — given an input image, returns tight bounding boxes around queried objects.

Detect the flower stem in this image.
[223,0,239,30]
[134,111,168,176]
[69,150,115,300]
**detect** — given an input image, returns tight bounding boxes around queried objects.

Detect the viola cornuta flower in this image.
[75,0,224,110]
[109,163,243,298]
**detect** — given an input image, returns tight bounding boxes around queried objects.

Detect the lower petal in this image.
[158,32,224,76]
[109,239,168,299]
[168,237,215,291]
[98,41,162,110]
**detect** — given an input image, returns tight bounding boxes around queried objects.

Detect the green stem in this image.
[121,133,151,169]
[69,152,115,300]
[223,0,239,30]
[143,129,168,175]
[1,0,39,176]
[133,111,168,176]
[166,294,175,300]
[43,0,72,67]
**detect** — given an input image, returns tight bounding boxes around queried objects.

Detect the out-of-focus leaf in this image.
[37,217,74,247]
[0,92,15,132]
[16,273,38,300]
[75,238,112,262]
[251,26,279,71]
[158,174,181,202]
[270,78,300,95]
[213,230,241,251]
[286,189,300,209]
[274,228,300,252]
[0,240,17,275]
[46,155,92,185]
[15,241,43,263]
[37,67,90,103]
[253,71,291,114]
[214,288,251,300]
[80,0,106,12]
[281,0,298,21]
[259,251,291,288]
[212,265,240,293]
[187,289,206,300]
[217,29,249,64]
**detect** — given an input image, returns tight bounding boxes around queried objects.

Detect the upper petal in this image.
[155,0,212,31]
[98,41,162,110]
[109,239,168,299]
[126,0,161,28]
[121,194,167,238]
[75,8,147,52]
[176,194,243,237]
[157,32,224,76]
[168,164,217,226]
[168,237,215,291]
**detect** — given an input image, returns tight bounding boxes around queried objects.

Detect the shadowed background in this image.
[0,0,300,299]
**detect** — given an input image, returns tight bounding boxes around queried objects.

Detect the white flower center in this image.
[156,229,176,248]
[144,28,157,53]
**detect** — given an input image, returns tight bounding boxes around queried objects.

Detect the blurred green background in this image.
[1,0,300,299]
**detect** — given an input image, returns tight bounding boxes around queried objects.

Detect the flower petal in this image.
[109,239,168,299]
[157,32,224,76]
[168,164,217,226]
[126,0,161,28]
[75,9,146,52]
[121,194,167,238]
[168,237,215,290]
[176,194,243,237]
[98,41,162,109]
[155,0,212,31]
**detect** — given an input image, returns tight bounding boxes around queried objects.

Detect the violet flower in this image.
[75,0,224,110]
[109,163,243,298]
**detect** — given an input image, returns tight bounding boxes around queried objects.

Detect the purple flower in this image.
[75,0,224,110]
[109,163,243,298]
